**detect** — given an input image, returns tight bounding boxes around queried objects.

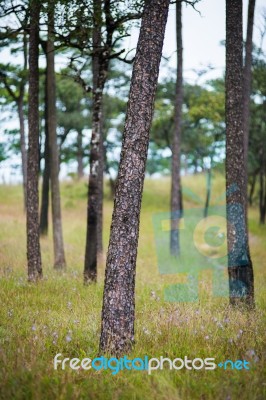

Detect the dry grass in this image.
[0,172,265,399]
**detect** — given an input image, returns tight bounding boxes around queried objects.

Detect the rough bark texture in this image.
[84,0,105,283]
[99,0,170,355]
[77,129,84,179]
[243,0,256,181]
[47,4,66,268]
[40,75,50,236]
[225,0,254,307]
[26,0,42,282]
[170,0,183,256]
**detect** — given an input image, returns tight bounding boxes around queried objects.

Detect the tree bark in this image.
[225,0,254,307]
[170,0,183,256]
[47,3,66,268]
[99,0,170,355]
[243,0,256,188]
[40,74,50,236]
[27,0,42,282]
[84,0,105,283]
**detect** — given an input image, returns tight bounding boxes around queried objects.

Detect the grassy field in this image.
[0,172,265,400]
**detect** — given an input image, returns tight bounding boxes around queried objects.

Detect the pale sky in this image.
[162,0,266,83]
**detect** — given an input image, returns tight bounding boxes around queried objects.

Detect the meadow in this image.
[0,172,265,400]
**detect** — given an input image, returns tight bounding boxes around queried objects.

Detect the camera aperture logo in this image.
[152,184,250,302]
[53,354,250,375]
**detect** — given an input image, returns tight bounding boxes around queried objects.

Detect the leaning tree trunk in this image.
[40,75,50,236]
[170,0,183,257]
[243,0,256,190]
[100,0,170,355]
[225,0,254,307]
[27,0,42,281]
[47,4,66,268]
[84,0,105,283]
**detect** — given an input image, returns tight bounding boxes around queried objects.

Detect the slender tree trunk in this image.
[170,0,183,256]
[84,0,105,283]
[259,152,266,224]
[99,0,170,355]
[40,75,50,236]
[47,4,66,268]
[77,129,84,179]
[243,0,256,188]
[259,169,265,224]
[97,112,104,255]
[27,0,42,282]
[204,158,212,219]
[18,97,27,211]
[249,170,257,206]
[225,0,254,307]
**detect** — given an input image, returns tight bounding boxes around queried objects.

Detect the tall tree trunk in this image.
[77,129,84,179]
[18,96,27,211]
[40,75,50,236]
[27,0,42,282]
[225,0,254,307]
[99,0,170,355]
[170,0,183,256]
[243,0,256,187]
[47,3,66,268]
[84,0,105,283]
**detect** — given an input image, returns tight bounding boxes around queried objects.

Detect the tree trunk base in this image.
[54,261,66,270]
[28,272,42,283]
[84,271,97,285]
[229,264,255,309]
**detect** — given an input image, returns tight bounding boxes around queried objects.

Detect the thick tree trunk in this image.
[84,0,105,283]
[47,4,66,268]
[170,0,183,256]
[77,129,84,179]
[18,97,27,211]
[27,0,42,282]
[40,80,50,236]
[225,0,254,307]
[99,0,170,355]
[243,0,256,186]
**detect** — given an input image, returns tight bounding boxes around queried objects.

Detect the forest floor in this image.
[0,172,265,400]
